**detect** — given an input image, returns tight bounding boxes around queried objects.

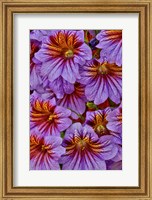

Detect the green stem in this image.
[68,108,85,121]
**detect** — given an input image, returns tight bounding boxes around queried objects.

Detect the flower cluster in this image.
[30,30,122,170]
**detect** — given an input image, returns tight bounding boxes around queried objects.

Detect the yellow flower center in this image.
[95,125,105,134]
[98,64,108,75]
[65,49,74,58]
[41,145,49,151]
[48,114,55,121]
[77,140,86,151]
[93,114,107,135]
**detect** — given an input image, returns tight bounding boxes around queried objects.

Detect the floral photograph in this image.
[30,29,122,170]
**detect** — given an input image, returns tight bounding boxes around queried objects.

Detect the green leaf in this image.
[60,131,65,138]
[87,101,98,110]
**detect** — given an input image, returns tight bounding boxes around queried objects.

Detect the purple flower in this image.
[30,30,52,41]
[57,83,87,119]
[106,104,122,135]
[108,136,122,162]
[96,30,122,66]
[112,143,122,162]
[30,90,55,104]
[85,108,111,137]
[30,39,41,61]
[29,30,123,171]
[30,63,43,91]
[60,123,118,170]
[35,30,92,84]
[30,39,43,91]
[80,59,122,105]
[30,132,65,170]
[107,160,122,170]
[49,76,74,99]
[30,98,72,136]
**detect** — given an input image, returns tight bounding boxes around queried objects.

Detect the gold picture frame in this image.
[0,0,152,199]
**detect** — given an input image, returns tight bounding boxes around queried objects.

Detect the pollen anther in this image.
[65,49,73,58]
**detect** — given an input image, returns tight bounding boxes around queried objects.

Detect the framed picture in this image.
[0,0,152,199]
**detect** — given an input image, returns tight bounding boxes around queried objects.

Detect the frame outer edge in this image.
[0,0,130,3]
[1,0,152,199]
[0,0,3,198]
[150,1,152,199]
